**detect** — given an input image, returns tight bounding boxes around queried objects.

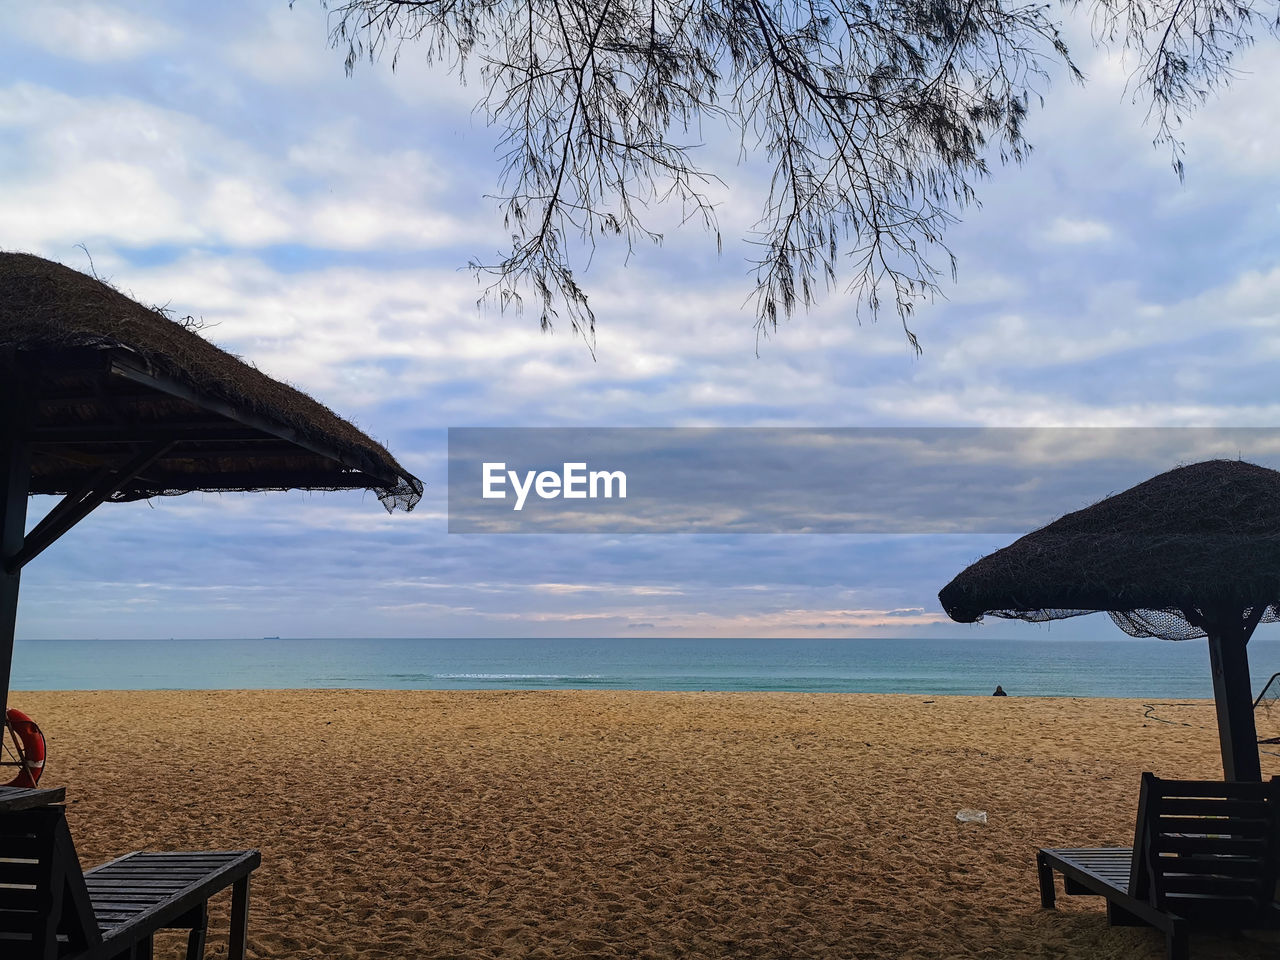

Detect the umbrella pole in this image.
[0,416,30,723]
[1207,617,1262,782]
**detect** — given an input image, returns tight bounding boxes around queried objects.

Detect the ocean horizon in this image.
[11,635,1280,699]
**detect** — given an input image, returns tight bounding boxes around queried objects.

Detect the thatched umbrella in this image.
[939,459,1280,781]
[0,252,423,723]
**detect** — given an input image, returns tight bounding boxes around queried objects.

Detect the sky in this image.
[4,1,1280,640]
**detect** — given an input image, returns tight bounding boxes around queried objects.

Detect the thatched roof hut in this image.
[0,252,422,719]
[0,252,422,509]
[939,459,1280,780]
[939,459,1280,640]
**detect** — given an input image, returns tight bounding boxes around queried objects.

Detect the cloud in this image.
[224,4,333,86]
[1042,217,1112,245]
[0,84,480,254]
[9,2,176,62]
[623,606,955,638]
[7,1,1280,642]
[533,583,685,596]
[1176,45,1280,178]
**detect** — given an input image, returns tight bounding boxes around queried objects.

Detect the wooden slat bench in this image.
[0,786,66,813]
[1037,773,1280,960]
[1,804,259,960]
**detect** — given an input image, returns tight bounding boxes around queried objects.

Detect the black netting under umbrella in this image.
[939,459,1280,781]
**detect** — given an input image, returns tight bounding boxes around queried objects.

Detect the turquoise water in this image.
[10,636,1280,698]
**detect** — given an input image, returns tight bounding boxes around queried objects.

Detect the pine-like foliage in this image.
[314,0,1278,350]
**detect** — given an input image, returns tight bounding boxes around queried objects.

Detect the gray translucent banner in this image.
[447,427,1280,533]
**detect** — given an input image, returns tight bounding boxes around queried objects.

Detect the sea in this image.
[9,636,1280,699]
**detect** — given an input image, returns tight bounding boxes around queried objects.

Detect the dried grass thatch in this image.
[938,459,1280,640]
[0,252,421,511]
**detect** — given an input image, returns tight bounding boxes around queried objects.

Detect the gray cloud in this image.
[6,3,1280,639]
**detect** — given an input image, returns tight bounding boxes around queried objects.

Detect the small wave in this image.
[434,673,604,681]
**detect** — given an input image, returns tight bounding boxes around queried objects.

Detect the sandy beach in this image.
[16,690,1280,959]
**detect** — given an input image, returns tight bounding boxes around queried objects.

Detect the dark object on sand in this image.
[992,685,1007,696]
[0,798,259,959]
[1037,772,1280,960]
[940,459,1280,781]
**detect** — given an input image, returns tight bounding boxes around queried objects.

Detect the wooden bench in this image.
[0,801,259,959]
[1037,773,1280,960]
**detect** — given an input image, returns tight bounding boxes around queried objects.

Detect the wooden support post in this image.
[229,875,251,960]
[0,400,30,722]
[183,901,208,960]
[3,440,174,574]
[1036,852,1056,909]
[1207,625,1262,782]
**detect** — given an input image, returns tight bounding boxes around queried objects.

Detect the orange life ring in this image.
[5,707,45,788]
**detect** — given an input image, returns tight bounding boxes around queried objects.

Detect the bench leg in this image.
[1166,922,1189,960]
[1106,900,1148,927]
[229,875,251,960]
[1037,854,1056,909]
[185,901,208,960]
